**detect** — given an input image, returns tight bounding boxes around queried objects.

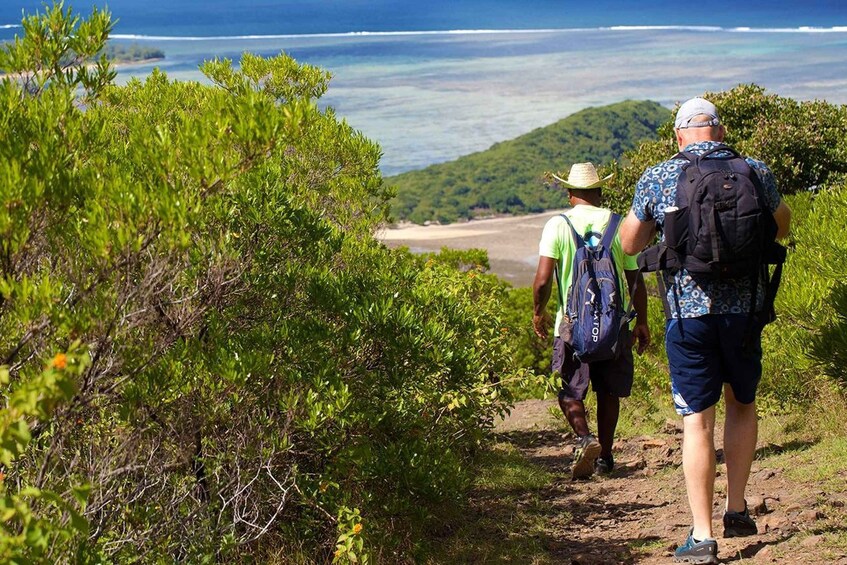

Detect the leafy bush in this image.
[603,84,847,212]
[0,4,520,561]
[760,185,847,404]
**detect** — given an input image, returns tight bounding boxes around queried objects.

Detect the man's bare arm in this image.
[773,201,791,240]
[532,256,556,340]
[619,210,657,255]
[625,269,650,354]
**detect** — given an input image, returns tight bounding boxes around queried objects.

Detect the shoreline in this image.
[0,57,164,80]
[377,210,561,287]
[114,57,164,69]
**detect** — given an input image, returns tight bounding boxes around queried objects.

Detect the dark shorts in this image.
[552,328,634,401]
[665,314,763,416]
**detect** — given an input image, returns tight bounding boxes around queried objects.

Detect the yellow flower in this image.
[51,353,68,370]
[352,523,363,535]
[319,481,329,493]
[334,549,342,558]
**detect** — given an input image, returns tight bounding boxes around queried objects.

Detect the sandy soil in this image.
[377,211,564,287]
[489,400,847,564]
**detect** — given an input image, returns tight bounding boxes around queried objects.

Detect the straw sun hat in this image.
[552,162,613,189]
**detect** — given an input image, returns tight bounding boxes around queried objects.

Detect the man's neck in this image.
[570,198,601,207]
[683,139,723,150]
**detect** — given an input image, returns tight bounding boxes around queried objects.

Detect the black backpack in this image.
[638,146,787,335]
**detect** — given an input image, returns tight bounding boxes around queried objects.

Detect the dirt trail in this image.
[492,399,847,564]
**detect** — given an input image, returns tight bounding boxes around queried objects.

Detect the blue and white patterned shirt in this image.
[630,141,782,319]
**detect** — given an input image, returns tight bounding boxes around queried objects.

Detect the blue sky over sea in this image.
[3,2,846,174]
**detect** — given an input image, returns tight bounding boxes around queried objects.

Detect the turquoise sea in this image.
[3,2,846,174]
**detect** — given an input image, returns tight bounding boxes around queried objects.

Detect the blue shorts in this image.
[666,315,762,416]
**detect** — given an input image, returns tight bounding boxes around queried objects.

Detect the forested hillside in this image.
[389,100,671,223]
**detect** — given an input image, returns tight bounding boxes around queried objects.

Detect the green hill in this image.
[388,100,671,224]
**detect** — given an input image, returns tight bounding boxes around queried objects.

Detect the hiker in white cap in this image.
[532,162,650,480]
[619,97,792,564]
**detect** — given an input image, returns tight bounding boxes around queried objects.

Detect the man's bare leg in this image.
[596,393,620,459]
[723,384,757,513]
[558,396,590,437]
[682,406,717,540]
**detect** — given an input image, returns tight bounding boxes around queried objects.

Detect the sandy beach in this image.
[377,210,565,287]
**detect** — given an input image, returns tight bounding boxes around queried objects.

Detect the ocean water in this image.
[3,1,846,35]
[3,2,847,174]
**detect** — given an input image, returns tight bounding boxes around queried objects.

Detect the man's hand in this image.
[631,321,651,355]
[533,311,553,340]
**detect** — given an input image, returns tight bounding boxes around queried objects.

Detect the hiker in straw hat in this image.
[532,162,650,479]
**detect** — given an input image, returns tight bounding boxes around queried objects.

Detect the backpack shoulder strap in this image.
[554,213,582,311]
[675,152,703,207]
[600,212,622,249]
[559,213,585,249]
[700,144,741,160]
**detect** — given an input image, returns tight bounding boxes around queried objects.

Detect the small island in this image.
[104,42,165,65]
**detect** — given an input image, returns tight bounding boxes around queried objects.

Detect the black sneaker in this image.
[571,434,601,479]
[674,530,718,564]
[723,501,757,538]
[594,454,614,474]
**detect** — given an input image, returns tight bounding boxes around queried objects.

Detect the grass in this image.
[771,435,847,490]
[752,403,847,558]
[474,442,553,491]
[629,537,666,554]
[616,387,677,438]
[419,442,557,564]
[755,398,847,489]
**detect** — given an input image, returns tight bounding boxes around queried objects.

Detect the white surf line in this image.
[108,25,847,42]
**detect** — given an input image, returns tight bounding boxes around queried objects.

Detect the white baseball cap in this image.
[674,97,721,129]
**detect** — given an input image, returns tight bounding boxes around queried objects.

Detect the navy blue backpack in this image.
[555,213,630,362]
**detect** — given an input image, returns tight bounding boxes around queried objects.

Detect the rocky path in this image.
[491,399,847,564]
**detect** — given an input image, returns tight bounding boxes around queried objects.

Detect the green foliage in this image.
[389,100,671,224]
[0,3,520,562]
[0,346,90,563]
[707,84,847,194]
[759,185,847,404]
[495,287,558,400]
[604,84,847,208]
[0,1,115,102]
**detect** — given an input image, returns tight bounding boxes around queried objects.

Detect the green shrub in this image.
[0,4,520,561]
[603,84,847,212]
[760,185,847,404]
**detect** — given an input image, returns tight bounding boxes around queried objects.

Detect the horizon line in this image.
[97,24,847,41]
[5,23,847,40]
